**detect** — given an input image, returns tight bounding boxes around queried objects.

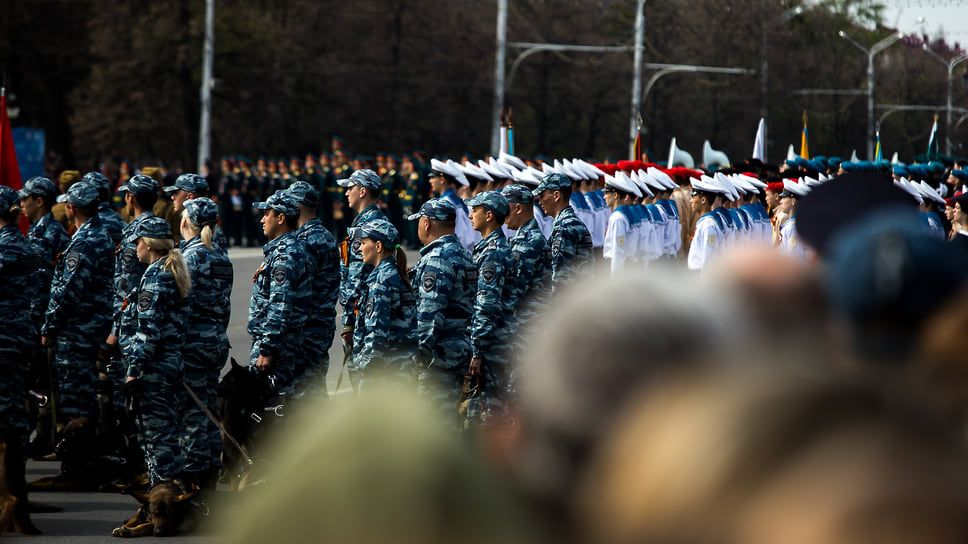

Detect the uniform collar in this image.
[419,233,459,256]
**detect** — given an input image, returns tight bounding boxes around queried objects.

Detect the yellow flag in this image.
[800,110,809,160]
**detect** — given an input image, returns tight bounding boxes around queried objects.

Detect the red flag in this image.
[0,90,28,233]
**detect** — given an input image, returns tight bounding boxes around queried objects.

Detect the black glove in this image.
[119,377,143,397]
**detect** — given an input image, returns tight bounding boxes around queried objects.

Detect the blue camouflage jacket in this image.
[352,257,417,371]
[98,202,126,247]
[114,211,155,322]
[548,206,593,293]
[339,204,388,329]
[26,211,69,329]
[247,230,313,358]
[0,224,40,354]
[295,218,340,329]
[470,229,514,360]
[181,236,234,355]
[123,259,188,379]
[410,233,474,368]
[43,215,114,341]
[507,218,551,329]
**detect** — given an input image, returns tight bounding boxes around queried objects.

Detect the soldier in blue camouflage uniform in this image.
[165,173,230,251]
[83,171,125,247]
[501,184,551,396]
[0,186,42,534]
[249,191,313,396]
[533,173,593,294]
[177,198,233,488]
[465,191,515,426]
[111,174,159,334]
[351,220,417,388]
[338,169,388,386]
[18,176,70,455]
[286,181,339,401]
[120,217,190,486]
[42,182,115,424]
[408,199,475,424]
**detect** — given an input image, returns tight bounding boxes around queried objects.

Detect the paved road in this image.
[19,244,421,541]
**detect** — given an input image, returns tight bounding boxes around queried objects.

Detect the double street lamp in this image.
[920,44,968,156]
[838,30,904,160]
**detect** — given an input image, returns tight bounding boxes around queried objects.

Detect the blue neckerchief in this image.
[700,210,724,231]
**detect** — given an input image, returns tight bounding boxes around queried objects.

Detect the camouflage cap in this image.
[286,181,319,207]
[119,174,160,195]
[253,190,300,218]
[532,172,572,196]
[408,198,456,222]
[0,186,19,210]
[184,197,220,228]
[18,176,58,199]
[134,216,173,240]
[82,171,111,192]
[464,190,510,219]
[56,181,99,207]
[337,168,382,190]
[352,219,400,246]
[501,184,534,204]
[165,173,208,194]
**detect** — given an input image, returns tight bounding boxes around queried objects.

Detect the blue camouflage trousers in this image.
[0,346,30,437]
[134,361,185,485]
[291,321,334,401]
[53,336,100,423]
[180,345,226,474]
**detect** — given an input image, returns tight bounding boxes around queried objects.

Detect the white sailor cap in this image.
[605,173,641,198]
[714,172,738,201]
[626,171,654,198]
[460,161,493,182]
[512,167,540,187]
[918,181,945,205]
[781,179,810,197]
[577,159,606,178]
[499,152,527,170]
[479,159,508,180]
[647,167,676,190]
[895,178,923,203]
[692,174,723,195]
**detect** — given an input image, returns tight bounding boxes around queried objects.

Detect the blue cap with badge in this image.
[407,198,456,221]
[286,181,319,207]
[465,190,510,219]
[532,172,572,196]
[56,181,99,207]
[253,190,300,218]
[352,219,400,246]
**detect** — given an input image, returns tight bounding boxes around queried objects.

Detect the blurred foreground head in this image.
[220,384,541,544]
[510,266,751,516]
[579,367,968,544]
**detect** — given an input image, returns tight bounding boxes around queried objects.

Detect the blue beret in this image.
[950,169,968,182]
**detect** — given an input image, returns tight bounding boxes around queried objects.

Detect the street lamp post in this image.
[920,45,968,156]
[760,5,802,163]
[838,30,903,161]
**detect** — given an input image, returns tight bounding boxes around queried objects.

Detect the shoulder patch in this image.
[365,296,375,319]
[138,290,153,312]
[551,237,562,257]
[122,247,137,268]
[351,239,362,255]
[481,262,497,283]
[272,264,287,284]
[65,251,80,273]
[421,270,437,293]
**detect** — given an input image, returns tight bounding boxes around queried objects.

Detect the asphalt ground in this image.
[16,245,421,541]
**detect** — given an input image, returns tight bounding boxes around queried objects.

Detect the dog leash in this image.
[182,381,254,466]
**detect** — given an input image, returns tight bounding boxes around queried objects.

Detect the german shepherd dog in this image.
[111,480,198,537]
[216,358,282,490]
[28,417,145,492]
[0,427,42,535]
